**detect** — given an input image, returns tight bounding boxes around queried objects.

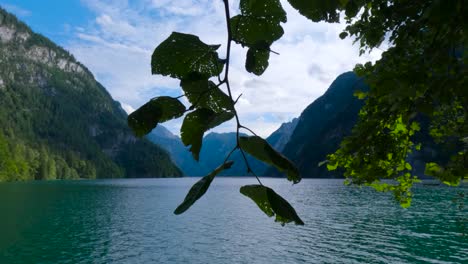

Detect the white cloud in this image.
[120,103,135,114]
[68,0,382,137]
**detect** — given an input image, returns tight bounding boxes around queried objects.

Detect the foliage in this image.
[129,0,303,225]
[240,185,304,226]
[174,161,234,215]
[130,0,466,222]
[239,136,299,183]
[324,0,467,206]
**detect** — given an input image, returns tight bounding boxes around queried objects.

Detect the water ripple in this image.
[0,178,466,263]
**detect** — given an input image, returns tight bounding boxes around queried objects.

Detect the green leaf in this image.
[239,136,301,183]
[246,48,270,75]
[405,163,412,170]
[240,185,304,226]
[326,162,338,171]
[181,109,234,161]
[344,0,360,18]
[174,161,234,215]
[353,90,367,99]
[240,0,287,23]
[151,32,224,79]
[339,32,348,39]
[180,73,234,113]
[287,0,344,22]
[128,96,186,137]
[231,15,284,47]
[425,162,441,176]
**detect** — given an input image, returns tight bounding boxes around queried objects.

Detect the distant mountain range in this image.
[148,119,298,176]
[149,72,363,178]
[150,71,439,179]
[0,7,181,181]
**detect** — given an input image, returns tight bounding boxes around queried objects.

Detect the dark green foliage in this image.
[230,0,287,75]
[141,0,302,224]
[180,74,233,113]
[240,185,304,225]
[325,0,467,206]
[231,16,284,47]
[174,161,234,215]
[115,140,182,178]
[144,0,464,219]
[0,8,182,181]
[239,136,300,184]
[286,0,343,22]
[181,109,234,161]
[246,48,270,75]
[240,0,286,22]
[151,32,224,79]
[128,96,186,137]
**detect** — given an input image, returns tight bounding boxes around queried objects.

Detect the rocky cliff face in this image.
[0,8,182,179]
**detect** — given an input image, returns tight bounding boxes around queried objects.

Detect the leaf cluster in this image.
[128,0,303,225]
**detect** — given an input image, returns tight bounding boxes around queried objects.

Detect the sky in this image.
[1,0,382,137]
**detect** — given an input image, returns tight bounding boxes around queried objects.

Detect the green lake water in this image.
[0,178,466,263]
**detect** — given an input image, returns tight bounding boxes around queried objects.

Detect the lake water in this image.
[0,178,466,263]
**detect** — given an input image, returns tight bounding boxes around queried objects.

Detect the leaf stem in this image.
[222,0,262,185]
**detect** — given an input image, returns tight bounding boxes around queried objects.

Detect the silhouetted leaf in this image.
[181,109,234,161]
[344,0,359,18]
[239,136,301,183]
[180,73,234,113]
[128,96,185,137]
[339,32,348,39]
[287,0,344,22]
[240,185,304,225]
[151,32,224,79]
[175,161,234,215]
[231,15,284,47]
[240,0,287,23]
[246,48,270,75]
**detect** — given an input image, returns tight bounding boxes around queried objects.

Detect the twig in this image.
[222,0,262,185]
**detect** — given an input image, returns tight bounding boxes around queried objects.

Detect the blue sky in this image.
[1,0,382,137]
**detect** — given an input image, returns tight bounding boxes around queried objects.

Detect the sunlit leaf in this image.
[128,96,186,137]
[181,109,234,161]
[151,32,224,79]
[246,48,270,75]
[240,185,304,225]
[175,161,234,215]
[239,136,301,183]
[180,73,234,113]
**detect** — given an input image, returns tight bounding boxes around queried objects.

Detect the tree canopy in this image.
[128,0,467,224]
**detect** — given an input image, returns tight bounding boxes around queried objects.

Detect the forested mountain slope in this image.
[0,8,182,181]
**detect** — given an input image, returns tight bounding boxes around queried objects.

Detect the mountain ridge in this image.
[0,7,182,181]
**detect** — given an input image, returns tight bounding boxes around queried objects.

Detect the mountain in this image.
[149,129,246,176]
[268,71,366,178]
[0,8,182,181]
[267,118,299,151]
[147,126,203,176]
[148,118,298,176]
